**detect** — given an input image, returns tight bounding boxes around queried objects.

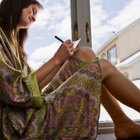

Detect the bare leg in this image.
[100,59,140,113]
[102,86,140,139]
[74,47,140,138]
[75,48,140,112]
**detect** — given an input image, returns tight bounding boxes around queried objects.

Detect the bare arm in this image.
[35,57,61,89]
[35,40,74,89]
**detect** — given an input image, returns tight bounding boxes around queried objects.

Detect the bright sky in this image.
[25,0,140,69]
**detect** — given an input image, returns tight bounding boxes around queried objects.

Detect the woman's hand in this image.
[53,39,74,65]
[35,39,74,88]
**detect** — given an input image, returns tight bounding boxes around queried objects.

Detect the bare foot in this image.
[114,120,140,139]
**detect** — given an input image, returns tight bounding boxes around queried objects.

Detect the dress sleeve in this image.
[0,29,44,108]
[0,58,44,108]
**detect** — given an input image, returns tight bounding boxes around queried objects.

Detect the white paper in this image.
[72,38,81,49]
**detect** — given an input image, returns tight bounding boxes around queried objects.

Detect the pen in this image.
[54,35,64,43]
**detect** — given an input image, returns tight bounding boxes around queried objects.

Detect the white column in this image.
[70,0,92,48]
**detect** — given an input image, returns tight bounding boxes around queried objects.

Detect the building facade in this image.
[97,18,140,87]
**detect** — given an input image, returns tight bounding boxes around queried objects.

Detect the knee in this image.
[74,47,96,62]
[99,59,118,80]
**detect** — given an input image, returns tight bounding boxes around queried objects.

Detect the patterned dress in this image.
[0,27,102,140]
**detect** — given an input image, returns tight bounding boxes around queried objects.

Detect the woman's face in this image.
[19,4,39,29]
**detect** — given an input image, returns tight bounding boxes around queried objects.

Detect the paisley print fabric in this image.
[0,27,102,140]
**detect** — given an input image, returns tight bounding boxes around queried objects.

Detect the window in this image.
[107,46,117,65]
[25,0,140,131]
[90,0,140,125]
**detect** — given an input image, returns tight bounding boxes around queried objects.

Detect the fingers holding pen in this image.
[55,36,74,54]
[59,40,74,55]
[53,39,74,64]
[54,36,75,64]
[63,39,74,55]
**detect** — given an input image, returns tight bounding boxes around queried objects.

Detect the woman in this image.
[0,0,140,139]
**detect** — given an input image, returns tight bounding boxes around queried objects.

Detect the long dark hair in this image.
[0,0,43,69]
